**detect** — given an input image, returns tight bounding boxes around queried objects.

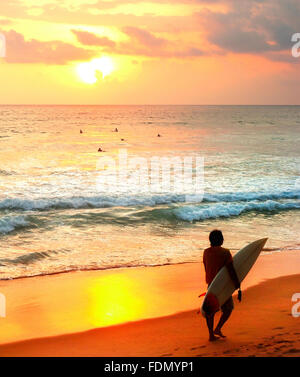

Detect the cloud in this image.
[1,25,205,63]
[199,10,272,53]
[71,29,116,48]
[115,43,204,58]
[69,25,205,58]
[110,26,204,58]
[197,0,300,59]
[122,26,167,48]
[2,29,94,64]
[1,0,298,64]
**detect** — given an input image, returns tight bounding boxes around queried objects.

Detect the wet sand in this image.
[0,250,299,357]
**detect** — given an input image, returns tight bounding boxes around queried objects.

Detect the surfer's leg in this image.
[206,313,219,341]
[214,297,234,337]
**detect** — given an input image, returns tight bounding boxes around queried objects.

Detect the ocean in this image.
[0,105,299,279]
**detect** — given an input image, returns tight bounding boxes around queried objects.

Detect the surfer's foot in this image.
[214,329,226,338]
[209,335,220,342]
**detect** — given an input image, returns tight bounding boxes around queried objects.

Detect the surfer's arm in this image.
[226,261,240,290]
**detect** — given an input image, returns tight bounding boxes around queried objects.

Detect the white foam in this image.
[0,190,299,211]
[0,215,30,234]
[174,200,300,221]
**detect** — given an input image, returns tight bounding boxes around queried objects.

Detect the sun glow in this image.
[76,57,115,84]
[88,274,144,327]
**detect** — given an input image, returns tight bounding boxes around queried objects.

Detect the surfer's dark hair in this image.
[209,229,224,246]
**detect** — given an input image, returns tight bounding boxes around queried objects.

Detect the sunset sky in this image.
[0,0,299,104]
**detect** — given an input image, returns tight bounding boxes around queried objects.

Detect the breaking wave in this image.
[174,200,300,222]
[0,190,299,211]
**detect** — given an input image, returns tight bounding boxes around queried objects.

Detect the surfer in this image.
[203,230,241,341]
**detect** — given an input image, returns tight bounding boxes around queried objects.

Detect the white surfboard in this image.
[201,238,268,317]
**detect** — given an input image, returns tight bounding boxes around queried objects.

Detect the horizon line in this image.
[1,104,300,106]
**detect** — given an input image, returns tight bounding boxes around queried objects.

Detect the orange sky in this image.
[0,0,299,104]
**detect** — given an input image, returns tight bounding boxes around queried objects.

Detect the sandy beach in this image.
[0,250,299,357]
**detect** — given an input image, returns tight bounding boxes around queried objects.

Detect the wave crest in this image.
[0,190,299,211]
[174,200,300,221]
[0,215,31,234]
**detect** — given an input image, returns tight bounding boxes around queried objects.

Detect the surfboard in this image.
[200,237,268,317]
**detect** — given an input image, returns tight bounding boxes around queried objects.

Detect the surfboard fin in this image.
[238,288,242,302]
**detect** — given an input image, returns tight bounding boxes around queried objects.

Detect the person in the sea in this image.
[203,229,241,341]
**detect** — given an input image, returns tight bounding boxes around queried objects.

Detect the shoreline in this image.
[0,261,193,282]
[0,249,299,356]
[1,245,299,282]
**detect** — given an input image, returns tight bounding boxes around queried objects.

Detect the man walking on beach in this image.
[203,230,240,341]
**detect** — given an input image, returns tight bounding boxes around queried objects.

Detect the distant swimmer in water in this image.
[80,129,83,134]
[157,133,161,137]
[121,138,125,141]
[98,147,104,152]
[114,128,118,132]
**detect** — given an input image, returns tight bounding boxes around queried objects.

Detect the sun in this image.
[76,57,115,84]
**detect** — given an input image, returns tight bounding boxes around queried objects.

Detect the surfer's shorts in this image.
[221,296,234,313]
